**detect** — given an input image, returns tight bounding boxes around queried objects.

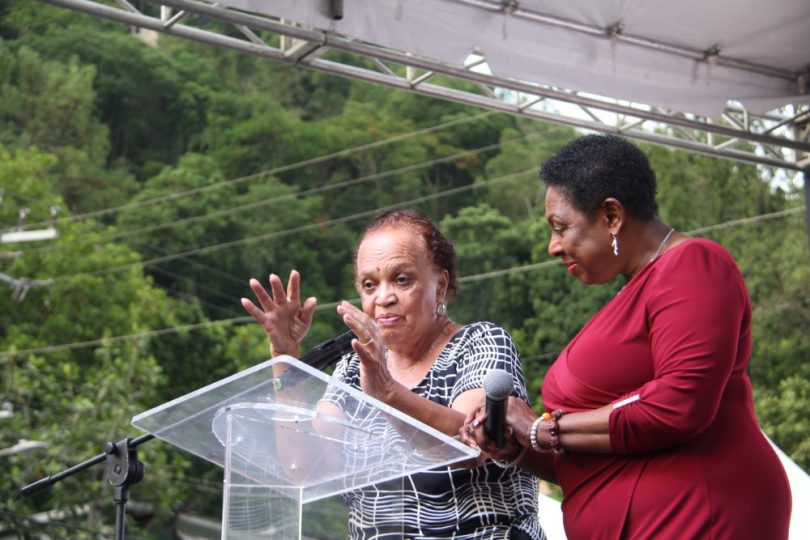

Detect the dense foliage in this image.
[1,2,807,537]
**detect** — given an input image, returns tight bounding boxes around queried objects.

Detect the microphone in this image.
[300,330,357,370]
[275,330,356,388]
[483,369,513,449]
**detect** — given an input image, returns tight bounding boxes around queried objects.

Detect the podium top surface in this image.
[132,356,478,502]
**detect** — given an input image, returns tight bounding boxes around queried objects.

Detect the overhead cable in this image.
[50,168,539,282]
[20,129,538,252]
[9,111,496,232]
[1,204,805,359]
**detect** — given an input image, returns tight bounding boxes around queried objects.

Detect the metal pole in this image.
[805,168,810,256]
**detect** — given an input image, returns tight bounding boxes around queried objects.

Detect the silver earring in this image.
[611,234,619,256]
[436,302,446,316]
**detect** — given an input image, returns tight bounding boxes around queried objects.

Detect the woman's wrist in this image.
[492,445,528,468]
[270,342,300,358]
[529,410,567,453]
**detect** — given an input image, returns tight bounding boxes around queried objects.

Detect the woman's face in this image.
[545,185,615,285]
[355,227,447,348]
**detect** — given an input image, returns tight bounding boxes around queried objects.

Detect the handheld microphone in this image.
[300,330,357,370]
[275,330,356,388]
[483,369,513,449]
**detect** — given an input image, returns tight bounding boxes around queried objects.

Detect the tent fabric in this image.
[219,0,810,117]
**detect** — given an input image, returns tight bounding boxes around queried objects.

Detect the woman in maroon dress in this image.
[460,134,791,539]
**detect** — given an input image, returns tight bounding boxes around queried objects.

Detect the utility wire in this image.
[57,181,803,284]
[150,265,244,305]
[149,271,244,318]
[18,123,551,254]
[1,204,804,360]
[50,168,539,282]
[0,300,344,359]
[687,206,804,235]
[8,112,497,232]
[146,244,248,288]
[13,123,548,292]
[10,125,553,296]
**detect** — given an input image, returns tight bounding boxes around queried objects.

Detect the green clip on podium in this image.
[132,356,479,539]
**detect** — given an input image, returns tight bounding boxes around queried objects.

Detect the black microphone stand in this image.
[20,433,154,540]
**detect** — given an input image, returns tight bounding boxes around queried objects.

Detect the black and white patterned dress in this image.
[327,322,544,540]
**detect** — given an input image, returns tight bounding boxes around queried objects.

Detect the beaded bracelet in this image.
[529,417,543,451]
[529,410,567,453]
[546,409,567,453]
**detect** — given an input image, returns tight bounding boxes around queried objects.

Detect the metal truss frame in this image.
[41,0,810,175]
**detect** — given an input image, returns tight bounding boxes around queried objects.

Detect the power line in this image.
[13,126,548,294]
[18,123,552,255]
[149,271,244,318]
[150,265,244,305]
[0,300,345,359]
[687,206,805,235]
[1,204,804,360]
[146,244,248,288]
[50,168,539,282]
[8,111,497,232]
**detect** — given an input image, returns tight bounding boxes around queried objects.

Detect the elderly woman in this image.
[242,209,545,539]
[460,135,791,539]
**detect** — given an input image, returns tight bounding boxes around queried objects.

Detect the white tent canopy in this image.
[43,0,810,173]
[224,0,810,118]
[43,0,809,238]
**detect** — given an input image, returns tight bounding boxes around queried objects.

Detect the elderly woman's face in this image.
[355,227,447,347]
[545,185,614,285]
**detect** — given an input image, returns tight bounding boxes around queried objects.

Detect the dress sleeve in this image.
[609,242,749,453]
[451,323,530,404]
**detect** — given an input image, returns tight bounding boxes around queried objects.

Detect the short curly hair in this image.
[356,209,459,300]
[539,134,658,221]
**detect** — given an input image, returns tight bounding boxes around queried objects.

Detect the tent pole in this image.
[805,168,810,257]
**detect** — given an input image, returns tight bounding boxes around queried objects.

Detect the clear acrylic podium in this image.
[132,356,479,539]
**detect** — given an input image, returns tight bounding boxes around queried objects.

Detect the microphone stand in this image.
[20,433,154,540]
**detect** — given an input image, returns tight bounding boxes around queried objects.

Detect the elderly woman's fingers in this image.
[249,278,276,313]
[240,297,265,322]
[287,270,302,303]
[458,426,480,448]
[458,408,490,450]
[301,296,318,326]
[269,273,288,306]
[338,301,377,343]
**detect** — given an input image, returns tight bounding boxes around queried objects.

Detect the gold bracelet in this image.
[492,446,528,468]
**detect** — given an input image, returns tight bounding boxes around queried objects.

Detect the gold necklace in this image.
[650,227,675,263]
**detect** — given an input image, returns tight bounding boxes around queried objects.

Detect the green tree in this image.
[0,43,138,213]
[12,24,211,181]
[758,375,810,470]
[0,146,187,538]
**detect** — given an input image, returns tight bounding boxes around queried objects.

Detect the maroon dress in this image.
[542,238,791,539]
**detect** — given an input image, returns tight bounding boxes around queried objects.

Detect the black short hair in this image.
[357,209,459,299]
[539,134,658,221]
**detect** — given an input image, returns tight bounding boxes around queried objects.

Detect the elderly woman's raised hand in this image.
[241,270,317,358]
[337,300,396,401]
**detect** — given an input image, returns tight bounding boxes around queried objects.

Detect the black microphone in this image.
[275,330,356,388]
[300,330,357,370]
[483,369,513,449]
